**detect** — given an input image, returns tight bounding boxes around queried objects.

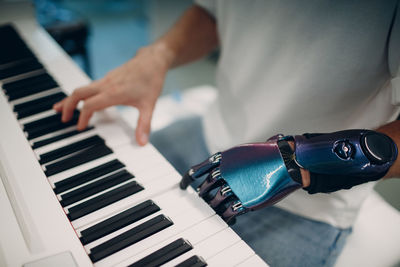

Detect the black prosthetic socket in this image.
[299,130,397,194]
[305,172,382,194]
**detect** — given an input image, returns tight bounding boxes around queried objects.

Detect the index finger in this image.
[180,152,222,189]
[76,92,118,130]
[61,84,99,122]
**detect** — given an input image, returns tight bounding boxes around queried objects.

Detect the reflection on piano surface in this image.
[0,8,268,267]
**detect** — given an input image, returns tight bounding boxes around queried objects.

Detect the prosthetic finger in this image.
[197,168,224,198]
[208,185,235,208]
[220,200,247,224]
[180,152,222,189]
[180,139,302,224]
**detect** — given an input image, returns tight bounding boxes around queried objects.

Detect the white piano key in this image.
[110,145,180,185]
[28,125,76,145]
[55,167,127,196]
[33,129,97,155]
[48,143,175,189]
[116,145,179,183]
[94,120,132,148]
[48,154,117,185]
[84,210,166,253]
[114,214,228,267]
[103,145,180,186]
[82,188,194,249]
[18,108,58,126]
[63,178,137,211]
[130,161,178,185]
[9,87,61,106]
[116,144,168,169]
[76,205,160,239]
[0,68,46,85]
[56,157,175,198]
[51,156,174,197]
[235,255,269,267]
[42,148,88,167]
[93,194,215,267]
[161,227,242,267]
[206,241,255,267]
[70,174,179,229]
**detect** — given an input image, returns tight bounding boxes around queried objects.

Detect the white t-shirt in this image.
[196,0,400,228]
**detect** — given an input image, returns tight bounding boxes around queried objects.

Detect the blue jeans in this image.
[150,116,351,267]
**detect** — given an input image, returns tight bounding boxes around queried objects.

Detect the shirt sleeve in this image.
[389,3,400,105]
[194,0,216,18]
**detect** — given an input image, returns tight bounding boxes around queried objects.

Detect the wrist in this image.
[287,141,310,187]
[137,43,174,72]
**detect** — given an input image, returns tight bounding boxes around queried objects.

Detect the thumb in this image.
[135,105,154,146]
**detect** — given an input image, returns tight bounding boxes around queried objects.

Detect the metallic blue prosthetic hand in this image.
[180,130,397,223]
[180,135,302,224]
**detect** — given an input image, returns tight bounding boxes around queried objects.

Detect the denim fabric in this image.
[232,207,351,267]
[150,116,211,175]
[150,116,351,267]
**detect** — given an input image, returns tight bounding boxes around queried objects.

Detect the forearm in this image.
[146,5,218,70]
[376,120,400,178]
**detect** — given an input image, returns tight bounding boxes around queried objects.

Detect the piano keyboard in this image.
[0,18,268,267]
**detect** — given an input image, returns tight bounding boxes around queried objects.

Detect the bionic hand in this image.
[180,130,397,223]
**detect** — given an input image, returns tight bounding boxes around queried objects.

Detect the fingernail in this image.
[53,103,59,108]
[139,133,148,145]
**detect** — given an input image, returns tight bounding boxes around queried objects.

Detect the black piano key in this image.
[0,55,35,69]
[80,200,160,245]
[175,255,208,267]
[67,180,144,221]
[39,135,105,165]
[23,111,78,131]
[0,25,35,65]
[60,169,134,207]
[4,74,56,94]
[32,127,94,149]
[0,58,43,80]
[89,215,173,263]
[6,79,58,101]
[27,118,79,140]
[129,238,193,267]
[14,92,66,119]
[25,112,80,140]
[44,143,113,177]
[13,91,64,111]
[2,73,53,91]
[53,159,124,194]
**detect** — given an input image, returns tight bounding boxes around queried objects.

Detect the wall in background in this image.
[375,179,400,211]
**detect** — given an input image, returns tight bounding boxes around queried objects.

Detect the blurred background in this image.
[34,0,216,94]
[32,0,400,212]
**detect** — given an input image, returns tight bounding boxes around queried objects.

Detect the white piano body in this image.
[0,2,268,267]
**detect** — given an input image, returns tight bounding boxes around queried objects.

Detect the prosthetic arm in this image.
[180,130,397,223]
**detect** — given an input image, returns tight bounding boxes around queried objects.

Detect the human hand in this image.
[53,45,171,145]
